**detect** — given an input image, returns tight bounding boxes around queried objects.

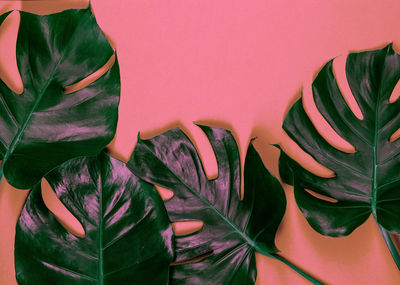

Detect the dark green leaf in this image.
[0,10,11,25]
[0,7,119,189]
[279,44,400,236]
[15,151,174,284]
[128,125,286,285]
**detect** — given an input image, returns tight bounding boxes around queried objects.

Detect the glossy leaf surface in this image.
[128,125,286,285]
[0,7,119,189]
[279,44,400,236]
[15,151,174,284]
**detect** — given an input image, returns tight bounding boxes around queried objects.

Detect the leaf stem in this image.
[377,223,400,271]
[263,252,323,285]
[0,156,8,185]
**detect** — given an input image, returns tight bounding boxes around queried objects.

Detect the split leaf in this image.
[15,151,174,284]
[0,7,119,189]
[279,44,400,268]
[128,125,321,284]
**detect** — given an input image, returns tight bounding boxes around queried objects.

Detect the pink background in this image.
[1,0,400,284]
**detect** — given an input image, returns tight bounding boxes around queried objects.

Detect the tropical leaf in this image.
[15,151,174,284]
[128,125,320,285]
[278,44,400,267]
[0,6,119,189]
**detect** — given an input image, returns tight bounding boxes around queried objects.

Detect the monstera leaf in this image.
[0,6,119,189]
[15,151,174,284]
[128,125,321,284]
[279,44,400,268]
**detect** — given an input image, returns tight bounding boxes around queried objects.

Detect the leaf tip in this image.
[137,131,142,141]
[87,0,92,11]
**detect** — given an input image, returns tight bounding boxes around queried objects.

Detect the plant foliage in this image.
[128,125,289,284]
[15,151,174,284]
[0,7,119,189]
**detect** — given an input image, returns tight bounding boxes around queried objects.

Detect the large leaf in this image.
[128,125,286,284]
[279,44,400,237]
[0,6,120,189]
[15,151,174,284]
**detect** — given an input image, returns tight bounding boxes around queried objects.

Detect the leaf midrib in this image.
[139,140,268,254]
[98,161,104,285]
[87,157,105,284]
[371,96,380,219]
[371,58,386,219]
[0,10,91,183]
[0,60,61,180]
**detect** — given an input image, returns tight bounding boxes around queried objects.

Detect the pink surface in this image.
[1,0,400,284]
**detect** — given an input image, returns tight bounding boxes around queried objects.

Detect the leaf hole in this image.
[41,178,85,238]
[0,11,23,94]
[154,185,174,201]
[390,128,400,142]
[172,220,204,236]
[280,133,336,178]
[139,122,220,181]
[302,79,356,154]
[332,54,364,120]
[389,78,400,103]
[63,54,115,94]
[171,252,211,266]
[304,188,338,203]
[195,120,252,200]
[19,0,88,14]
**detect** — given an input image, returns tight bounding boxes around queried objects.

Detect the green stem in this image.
[0,157,6,185]
[262,251,323,285]
[377,223,400,271]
